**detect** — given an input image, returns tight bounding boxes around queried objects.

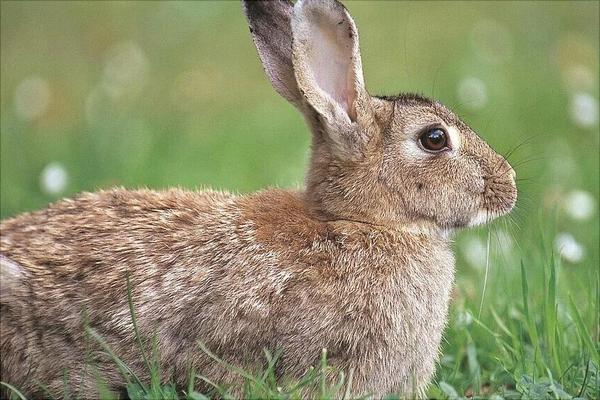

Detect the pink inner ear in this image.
[308,15,356,121]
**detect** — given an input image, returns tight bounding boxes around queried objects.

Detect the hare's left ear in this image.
[292,0,369,136]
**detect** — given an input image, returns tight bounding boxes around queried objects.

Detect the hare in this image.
[0,0,517,398]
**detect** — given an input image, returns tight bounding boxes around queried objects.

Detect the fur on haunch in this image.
[0,0,516,398]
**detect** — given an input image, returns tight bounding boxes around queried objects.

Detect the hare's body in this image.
[1,188,454,397]
[1,0,517,397]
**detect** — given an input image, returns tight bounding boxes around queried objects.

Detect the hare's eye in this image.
[419,128,448,152]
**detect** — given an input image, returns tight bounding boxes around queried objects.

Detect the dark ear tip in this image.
[243,0,296,32]
[242,1,267,26]
[241,0,262,17]
[243,0,293,20]
[242,0,294,9]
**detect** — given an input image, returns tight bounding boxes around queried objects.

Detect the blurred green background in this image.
[2,0,598,274]
[1,1,598,392]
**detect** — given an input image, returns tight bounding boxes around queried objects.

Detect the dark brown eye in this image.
[419,128,448,152]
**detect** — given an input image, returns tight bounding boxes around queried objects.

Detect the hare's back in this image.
[0,188,241,282]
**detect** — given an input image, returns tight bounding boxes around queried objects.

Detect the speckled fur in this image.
[0,0,516,398]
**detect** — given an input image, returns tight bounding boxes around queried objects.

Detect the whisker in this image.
[515,176,541,182]
[488,135,532,174]
[510,156,547,168]
[501,134,541,163]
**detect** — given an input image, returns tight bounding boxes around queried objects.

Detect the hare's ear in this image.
[243,0,304,109]
[291,0,369,139]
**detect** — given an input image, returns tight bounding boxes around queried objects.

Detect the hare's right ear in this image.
[242,0,304,109]
[291,0,372,158]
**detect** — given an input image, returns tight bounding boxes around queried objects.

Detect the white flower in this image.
[457,77,488,111]
[40,162,68,196]
[14,76,51,121]
[554,232,585,263]
[563,190,596,221]
[570,93,598,128]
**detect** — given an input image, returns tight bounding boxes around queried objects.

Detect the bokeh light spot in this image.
[563,190,596,221]
[569,93,599,129]
[461,236,487,270]
[457,77,487,111]
[40,162,68,196]
[14,76,51,121]
[102,41,148,99]
[554,232,585,264]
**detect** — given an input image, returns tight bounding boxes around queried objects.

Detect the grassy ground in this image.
[1,1,598,398]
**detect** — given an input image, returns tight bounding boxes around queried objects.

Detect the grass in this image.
[1,1,599,399]
[428,237,599,399]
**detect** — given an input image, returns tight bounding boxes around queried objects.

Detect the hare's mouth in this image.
[468,209,498,227]
[468,200,516,227]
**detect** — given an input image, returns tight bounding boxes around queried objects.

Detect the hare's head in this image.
[243,0,517,231]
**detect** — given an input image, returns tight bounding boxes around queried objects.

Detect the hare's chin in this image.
[468,209,498,227]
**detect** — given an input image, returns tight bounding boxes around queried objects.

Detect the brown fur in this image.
[0,0,516,398]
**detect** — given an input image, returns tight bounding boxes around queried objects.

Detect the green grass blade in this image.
[196,342,262,387]
[594,270,600,342]
[186,366,196,398]
[490,308,517,340]
[125,272,152,376]
[568,295,600,365]
[0,382,28,400]
[438,381,459,400]
[187,392,210,400]
[90,365,118,400]
[546,253,561,375]
[521,260,543,375]
[521,260,530,320]
[320,348,328,397]
[85,326,145,389]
